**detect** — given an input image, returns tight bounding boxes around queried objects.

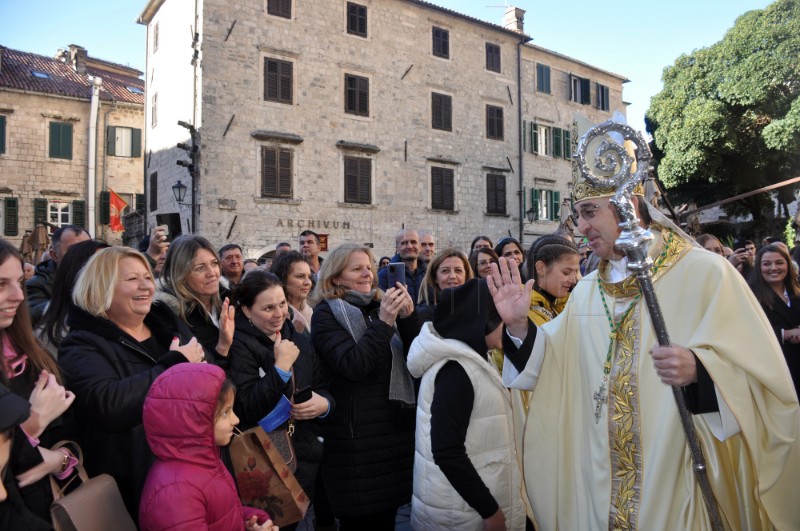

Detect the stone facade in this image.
[0,45,145,249]
[138,0,627,259]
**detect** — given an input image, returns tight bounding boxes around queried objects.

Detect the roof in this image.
[0,46,145,105]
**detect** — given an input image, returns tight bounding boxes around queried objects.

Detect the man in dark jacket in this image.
[378,228,427,304]
[26,224,89,325]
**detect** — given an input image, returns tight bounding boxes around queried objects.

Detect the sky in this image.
[0,0,775,136]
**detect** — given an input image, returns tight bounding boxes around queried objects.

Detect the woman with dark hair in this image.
[495,237,526,281]
[156,235,235,362]
[378,256,391,270]
[748,243,800,394]
[37,239,110,357]
[0,238,76,523]
[228,269,333,531]
[469,248,499,279]
[524,234,580,324]
[309,243,420,530]
[270,250,314,334]
[417,248,473,321]
[59,246,205,519]
[469,236,493,255]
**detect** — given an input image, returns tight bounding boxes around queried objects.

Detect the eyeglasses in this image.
[574,204,602,220]
[477,260,498,267]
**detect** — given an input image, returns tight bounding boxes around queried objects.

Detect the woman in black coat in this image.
[309,243,420,530]
[748,243,800,395]
[228,270,333,531]
[58,247,205,520]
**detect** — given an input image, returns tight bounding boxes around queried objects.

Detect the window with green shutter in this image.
[33,198,48,226]
[530,189,539,220]
[563,130,572,160]
[344,156,371,204]
[72,200,86,229]
[553,128,563,158]
[531,122,538,154]
[135,193,145,212]
[49,122,73,159]
[106,126,142,157]
[3,198,18,236]
[536,64,551,94]
[550,191,561,221]
[99,191,110,224]
[0,115,6,154]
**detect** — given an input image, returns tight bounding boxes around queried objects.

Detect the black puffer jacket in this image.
[25,259,57,326]
[310,298,421,518]
[58,302,192,521]
[228,314,333,500]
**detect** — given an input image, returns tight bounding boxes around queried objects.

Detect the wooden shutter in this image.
[265,59,278,101]
[433,27,449,58]
[278,149,292,196]
[33,198,48,226]
[432,167,454,210]
[553,128,562,158]
[132,128,142,157]
[106,126,116,156]
[279,61,292,104]
[49,122,59,158]
[3,197,18,236]
[99,191,110,224]
[487,174,505,214]
[581,78,591,105]
[262,147,277,196]
[268,0,291,18]
[563,130,571,159]
[432,93,451,131]
[344,156,371,204]
[347,3,367,36]
[486,43,500,72]
[345,75,368,116]
[149,172,158,211]
[531,123,538,154]
[72,200,86,229]
[551,191,561,221]
[531,189,539,220]
[357,76,369,116]
[0,115,5,154]
[135,193,145,212]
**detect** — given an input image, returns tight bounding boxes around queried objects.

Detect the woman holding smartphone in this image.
[228,270,333,531]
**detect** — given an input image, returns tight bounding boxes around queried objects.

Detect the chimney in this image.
[68,44,87,73]
[502,6,525,34]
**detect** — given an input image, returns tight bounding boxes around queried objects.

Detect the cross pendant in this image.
[593,380,607,424]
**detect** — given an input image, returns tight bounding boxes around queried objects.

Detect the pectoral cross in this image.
[593,379,607,424]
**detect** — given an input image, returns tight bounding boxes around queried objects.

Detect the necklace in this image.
[594,285,640,424]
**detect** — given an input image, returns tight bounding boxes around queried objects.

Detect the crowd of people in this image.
[2,182,800,530]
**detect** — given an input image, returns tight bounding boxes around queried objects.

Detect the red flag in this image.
[109,189,128,232]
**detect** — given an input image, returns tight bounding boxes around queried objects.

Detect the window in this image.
[536,64,551,94]
[153,22,159,52]
[107,126,142,157]
[267,0,291,18]
[149,172,158,212]
[486,43,501,73]
[0,115,5,154]
[2,197,19,236]
[264,58,293,104]
[531,189,561,221]
[528,123,554,156]
[48,122,72,159]
[431,93,452,131]
[32,71,49,79]
[431,167,454,211]
[432,27,449,59]
[553,127,562,158]
[151,93,158,128]
[486,105,503,140]
[486,174,506,214]
[48,201,73,228]
[347,2,367,37]
[344,74,369,117]
[261,146,293,198]
[570,75,591,105]
[344,156,371,204]
[596,83,610,111]
[547,127,572,159]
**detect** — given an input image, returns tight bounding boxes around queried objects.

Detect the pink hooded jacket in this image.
[139,363,269,530]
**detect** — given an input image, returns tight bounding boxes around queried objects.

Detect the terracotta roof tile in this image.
[0,47,144,106]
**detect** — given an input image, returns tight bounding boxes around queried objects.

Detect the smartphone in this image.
[294,386,312,403]
[387,262,406,288]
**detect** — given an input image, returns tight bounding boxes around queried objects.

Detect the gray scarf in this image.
[327,291,415,407]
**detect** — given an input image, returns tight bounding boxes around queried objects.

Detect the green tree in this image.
[646,0,800,220]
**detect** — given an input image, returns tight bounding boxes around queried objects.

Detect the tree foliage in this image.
[646,0,800,219]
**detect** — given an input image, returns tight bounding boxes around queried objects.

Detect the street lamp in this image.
[172,180,188,204]
[525,207,538,223]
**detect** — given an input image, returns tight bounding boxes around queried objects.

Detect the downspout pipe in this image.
[87,76,103,238]
[517,35,532,245]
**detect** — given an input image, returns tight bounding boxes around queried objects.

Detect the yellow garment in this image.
[509,228,800,530]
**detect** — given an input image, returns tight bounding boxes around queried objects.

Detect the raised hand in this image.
[273,331,300,372]
[216,297,235,357]
[486,257,534,339]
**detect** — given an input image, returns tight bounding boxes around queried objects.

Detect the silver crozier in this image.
[575,121,724,530]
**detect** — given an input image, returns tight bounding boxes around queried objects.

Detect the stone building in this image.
[137,0,627,259]
[0,44,145,248]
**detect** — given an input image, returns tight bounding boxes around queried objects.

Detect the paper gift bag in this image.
[230,427,309,526]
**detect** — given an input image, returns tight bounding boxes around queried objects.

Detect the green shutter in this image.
[49,122,59,158]
[3,197,18,236]
[553,128,562,158]
[551,191,561,221]
[522,120,526,151]
[0,115,6,154]
[72,200,86,229]
[63,123,73,159]
[33,198,48,225]
[132,129,142,157]
[531,123,538,154]
[50,122,73,159]
[531,189,539,220]
[99,191,110,224]
[563,130,571,159]
[106,126,116,156]
[135,193,145,212]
